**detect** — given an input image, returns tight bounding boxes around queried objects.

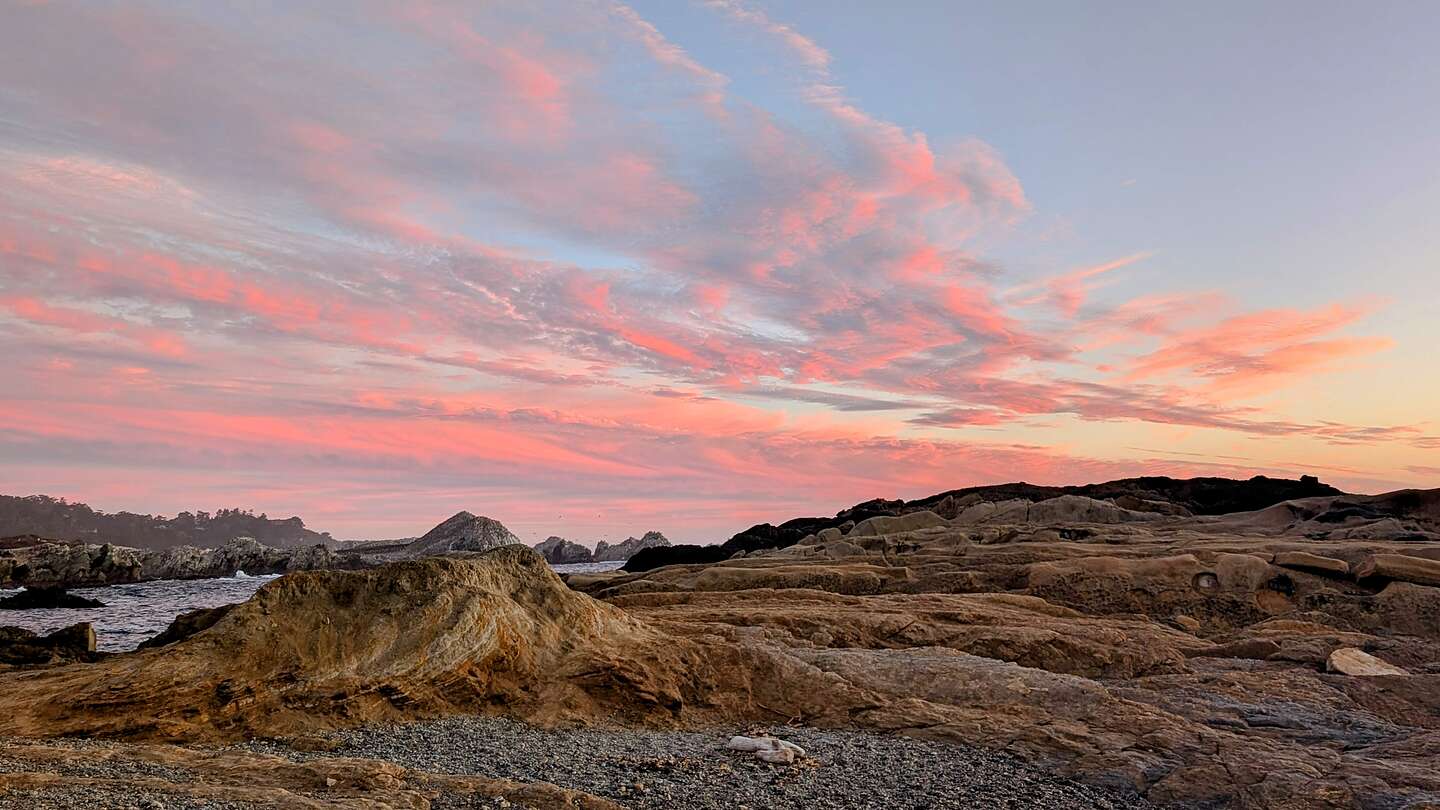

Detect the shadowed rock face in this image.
[532,536,594,564]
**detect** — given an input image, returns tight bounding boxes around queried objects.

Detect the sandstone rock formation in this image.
[533,536,595,564]
[594,531,670,562]
[0,546,702,740]
[8,485,1440,809]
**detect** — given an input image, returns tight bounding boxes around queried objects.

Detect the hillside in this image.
[0,495,332,550]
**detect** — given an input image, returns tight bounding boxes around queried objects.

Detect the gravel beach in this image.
[2,720,1154,808]
[247,717,1153,810]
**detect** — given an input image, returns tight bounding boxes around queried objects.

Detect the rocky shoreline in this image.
[2,477,1439,808]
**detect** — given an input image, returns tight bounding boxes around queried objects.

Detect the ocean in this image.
[0,559,626,652]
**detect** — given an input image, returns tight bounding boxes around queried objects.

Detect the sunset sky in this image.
[2,1,1437,543]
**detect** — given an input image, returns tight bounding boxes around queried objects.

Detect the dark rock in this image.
[0,585,105,609]
[140,604,237,649]
[532,536,594,565]
[622,544,729,572]
[0,622,98,666]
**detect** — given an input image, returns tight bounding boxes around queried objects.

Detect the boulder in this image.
[1325,647,1408,677]
[1355,553,1440,588]
[0,586,104,609]
[532,536,594,565]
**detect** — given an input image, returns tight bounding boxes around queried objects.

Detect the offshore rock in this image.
[403,511,523,556]
[533,536,594,565]
[0,586,104,609]
[594,531,670,562]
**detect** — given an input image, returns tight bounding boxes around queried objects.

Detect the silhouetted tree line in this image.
[0,495,332,550]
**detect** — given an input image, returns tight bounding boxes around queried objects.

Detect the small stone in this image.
[1326,647,1408,676]
[1173,615,1201,632]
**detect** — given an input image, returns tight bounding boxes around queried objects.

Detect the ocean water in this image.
[0,559,627,652]
[0,574,281,652]
[550,559,626,575]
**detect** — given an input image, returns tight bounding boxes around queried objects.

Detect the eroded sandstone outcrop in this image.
[8,488,1440,809]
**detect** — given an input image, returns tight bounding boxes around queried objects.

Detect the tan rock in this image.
[1355,553,1440,587]
[1274,551,1350,575]
[1325,647,1409,676]
[847,510,948,537]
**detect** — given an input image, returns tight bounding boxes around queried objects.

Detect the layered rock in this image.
[533,536,594,564]
[0,546,704,740]
[594,531,670,562]
[7,487,1440,809]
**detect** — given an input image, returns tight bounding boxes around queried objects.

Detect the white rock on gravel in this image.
[726,735,806,764]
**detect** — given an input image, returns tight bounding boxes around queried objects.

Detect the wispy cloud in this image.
[0,1,1415,538]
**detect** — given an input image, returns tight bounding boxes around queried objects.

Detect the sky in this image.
[1,1,1437,544]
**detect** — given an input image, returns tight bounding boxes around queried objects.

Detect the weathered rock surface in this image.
[534,536,595,564]
[0,586,104,609]
[594,531,670,562]
[0,546,705,740]
[7,485,1440,809]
